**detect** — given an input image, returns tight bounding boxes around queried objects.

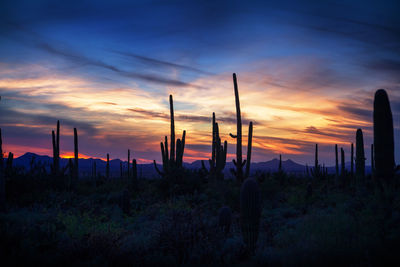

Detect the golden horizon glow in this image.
[0,62,397,165]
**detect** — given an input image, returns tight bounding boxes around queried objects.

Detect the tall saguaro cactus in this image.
[355,129,365,182]
[240,178,261,253]
[52,120,60,176]
[230,73,253,182]
[373,89,395,181]
[153,95,186,176]
[202,112,228,179]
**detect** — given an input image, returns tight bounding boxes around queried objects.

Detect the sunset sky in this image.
[0,0,399,165]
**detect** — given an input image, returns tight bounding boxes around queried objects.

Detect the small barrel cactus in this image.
[218,206,232,235]
[240,178,261,253]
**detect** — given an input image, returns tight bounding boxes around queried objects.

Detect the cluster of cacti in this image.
[355,129,365,182]
[218,206,232,235]
[202,112,227,180]
[154,95,186,177]
[240,177,261,253]
[373,89,395,181]
[230,73,253,183]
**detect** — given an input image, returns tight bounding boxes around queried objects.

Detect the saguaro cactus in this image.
[311,144,321,178]
[278,154,282,172]
[240,178,261,253]
[153,95,186,176]
[355,129,365,182]
[52,120,60,176]
[373,89,395,181]
[230,73,253,182]
[202,113,228,179]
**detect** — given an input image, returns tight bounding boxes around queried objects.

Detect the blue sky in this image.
[0,0,399,165]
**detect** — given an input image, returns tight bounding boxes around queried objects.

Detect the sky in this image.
[0,0,399,166]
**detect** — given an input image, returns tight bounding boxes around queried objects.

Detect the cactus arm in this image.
[245,122,253,178]
[229,133,237,138]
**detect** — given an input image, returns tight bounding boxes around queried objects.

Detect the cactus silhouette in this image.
[51,120,60,176]
[355,129,365,182]
[230,73,253,182]
[154,95,186,177]
[278,154,282,172]
[218,206,232,235]
[202,113,227,180]
[373,89,395,181]
[311,144,322,179]
[240,178,261,253]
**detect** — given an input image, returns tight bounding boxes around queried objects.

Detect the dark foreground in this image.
[1,170,400,266]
